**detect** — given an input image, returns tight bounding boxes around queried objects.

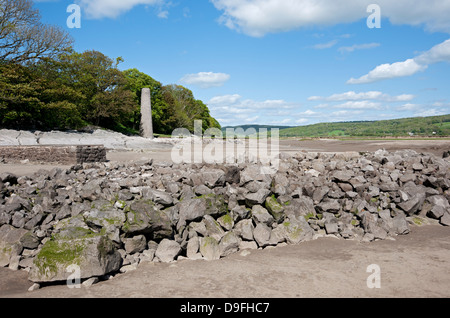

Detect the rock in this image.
[82,277,99,287]
[27,282,41,292]
[0,224,28,267]
[332,170,354,183]
[217,214,234,231]
[203,215,225,241]
[141,188,174,206]
[199,237,220,261]
[186,236,200,259]
[124,199,172,239]
[325,222,339,235]
[278,217,314,244]
[392,212,410,235]
[84,206,126,229]
[124,235,147,254]
[264,196,285,222]
[234,219,254,241]
[224,166,241,184]
[239,241,258,251]
[155,239,181,263]
[245,188,271,206]
[190,169,225,188]
[398,197,422,216]
[316,199,341,214]
[176,194,227,230]
[440,211,450,226]
[219,232,240,257]
[29,229,121,283]
[251,205,274,226]
[253,223,272,247]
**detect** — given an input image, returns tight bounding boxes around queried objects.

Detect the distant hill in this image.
[221,125,293,137]
[278,114,450,138]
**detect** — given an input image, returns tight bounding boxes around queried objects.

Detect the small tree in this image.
[0,0,73,64]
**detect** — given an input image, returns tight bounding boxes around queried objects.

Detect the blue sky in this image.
[34,0,450,127]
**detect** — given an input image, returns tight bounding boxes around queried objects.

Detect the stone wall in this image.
[0,145,106,164]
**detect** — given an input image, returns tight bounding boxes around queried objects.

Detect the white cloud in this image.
[414,109,446,117]
[313,40,338,50]
[348,39,450,84]
[75,0,164,19]
[157,10,169,19]
[208,94,242,105]
[338,43,380,53]
[180,72,231,88]
[397,103,421,111]
[211,0,450,37]
[208,94,301,126]
[308,91,415,102]
[334,101,382,110]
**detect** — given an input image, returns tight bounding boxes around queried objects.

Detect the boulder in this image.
[29,228,121,283]
[245,188,271,206]
[278,217,314,244]
[265,196,285,222]
[219,232,240,257]
[0,225,29,267]
[141,188,174,206]
[234,219,254,241]
[124,235,147,254]
[123,199,172,239]
[253,223,272,247]
[251,205,274,226]
[155,239,181,262]
[176,194,227,230]
[199,237,220,261]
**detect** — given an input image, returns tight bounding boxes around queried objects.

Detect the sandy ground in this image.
[2,225,450,298]
[2,138,449,176]
[1,138,450,298]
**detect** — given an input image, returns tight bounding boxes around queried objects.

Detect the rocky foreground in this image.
[0,149,449,289]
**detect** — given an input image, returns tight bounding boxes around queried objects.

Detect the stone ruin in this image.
[0,149,449,290]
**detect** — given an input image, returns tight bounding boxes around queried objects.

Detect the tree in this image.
[161,84,221,133]
[54,50,135,129]
[0,61,83,129]
[123,68,168,133]
[0,0,73,64]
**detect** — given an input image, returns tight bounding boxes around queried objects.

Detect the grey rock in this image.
[0,224,28,267]
[234,219,254,241]
[219,232,240,257]
[124,235,147,254]
[124,199,172,239]
[253,223,272,247]
[278,217,314,244]
[440,211,450,226]
[325,222,339,235]
[142,187,173,206]
[203,215,225,241]
[29,231,121,283]
[251,205,274,226]
[176,194,227,230]
[316,199,341,214]
[245,188,271,206]
[155,239,181,263]
[199,237,220,261]
[186,236,200,259]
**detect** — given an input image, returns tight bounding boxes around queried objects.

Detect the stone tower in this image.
[140,88,154,139]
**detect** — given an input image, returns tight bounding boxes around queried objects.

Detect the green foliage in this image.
[123,72,221,135]
[279,115,450,138]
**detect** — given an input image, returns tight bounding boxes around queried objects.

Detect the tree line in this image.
[0,0,220,135]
